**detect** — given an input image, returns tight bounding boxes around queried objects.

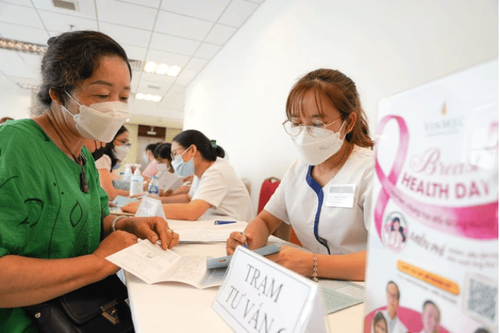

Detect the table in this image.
[125,218,364,332]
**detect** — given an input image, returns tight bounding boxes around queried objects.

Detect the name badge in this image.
[325,184,355,208]
[213,246,330,333]
[135,196,166,219]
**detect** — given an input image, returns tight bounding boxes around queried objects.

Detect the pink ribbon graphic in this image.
[374,115,498,240]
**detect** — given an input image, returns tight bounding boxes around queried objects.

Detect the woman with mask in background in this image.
[142,142,161,182]
[95,126,132,200]
[0,30,178,332]
[122,130,253,222]
[227,68,374,281]
[154,143,192,197]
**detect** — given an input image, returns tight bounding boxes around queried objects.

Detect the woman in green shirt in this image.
[0,30,179,332]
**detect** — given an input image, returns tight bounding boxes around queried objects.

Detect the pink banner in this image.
[374,115,498,240]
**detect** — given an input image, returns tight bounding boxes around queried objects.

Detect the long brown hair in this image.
[286,68,373,148]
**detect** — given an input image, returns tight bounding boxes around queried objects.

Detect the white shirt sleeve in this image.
[191,171,228,208]
[95,155,111,171]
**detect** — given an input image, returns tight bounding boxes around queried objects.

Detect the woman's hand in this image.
[159,189,173,197]
[226,231,253,255]
[93,230,138,274]
[182,175,194,183]
[265,246,313,277]
[119,216,179,250]
[121,201,140,213]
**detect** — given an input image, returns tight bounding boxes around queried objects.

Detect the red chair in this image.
[257,177,302,246]
[257,177,280,214]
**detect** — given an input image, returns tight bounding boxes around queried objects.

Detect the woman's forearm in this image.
[159,193,190,204]
[0,254,109,308]
[244,210,282,249]
[317,250,366,281]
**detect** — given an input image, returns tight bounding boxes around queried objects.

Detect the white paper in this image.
[106,240,225,289]
[178,226,244,243]
[112,195,138,208]
[318,279,364,314]
[157,171,184,192]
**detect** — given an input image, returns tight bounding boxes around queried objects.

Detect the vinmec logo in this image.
[424,102,464,136]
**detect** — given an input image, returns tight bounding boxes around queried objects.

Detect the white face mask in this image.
[156,163,170,172]
[292,121,346,165]
[143,153,149,164]
[171,146,195,177]
[113,144,130,161]
[63,92,129,143]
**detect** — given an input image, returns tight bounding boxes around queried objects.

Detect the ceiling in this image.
[0,0,265,127]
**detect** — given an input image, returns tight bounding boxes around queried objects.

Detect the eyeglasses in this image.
[114,139,131,148]
[170,146,191,160]
[282,117,342,138]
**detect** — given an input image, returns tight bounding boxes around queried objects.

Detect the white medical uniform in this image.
[95,155,119,181]
[188,157,253,221]
[264,145,374,255]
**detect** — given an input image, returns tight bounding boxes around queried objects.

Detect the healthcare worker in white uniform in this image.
[226,68,374,281]
[122,129,253,222]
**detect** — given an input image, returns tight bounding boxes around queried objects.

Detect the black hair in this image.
[390,218,406,242]
[386,281,400,300]
[154,143,172,162]
[172,130,224,162]
[423,300,439,312]
[103,125,128,171]
[372,312,387,332]
[36,30,131,113]
[146,143,161,154]
[475,329,490,333]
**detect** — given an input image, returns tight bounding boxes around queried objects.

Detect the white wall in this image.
[185,0,498,213]
[0,85,33,120]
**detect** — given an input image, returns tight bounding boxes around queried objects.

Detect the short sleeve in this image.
[191,171,227,208]
[142,160,158,178]
[95,155,111,170]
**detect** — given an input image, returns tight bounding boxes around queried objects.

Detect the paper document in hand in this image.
[157,171,184,192]
[106,240,226,289]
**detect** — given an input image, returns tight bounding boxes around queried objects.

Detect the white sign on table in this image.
[134,196,166,219]
[213,246,330,333]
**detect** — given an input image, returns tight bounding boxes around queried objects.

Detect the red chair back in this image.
[257,177,280,214]
[257,177,302,246]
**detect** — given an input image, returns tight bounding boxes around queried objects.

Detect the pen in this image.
[214,220,237,225]
[240,232,249,249]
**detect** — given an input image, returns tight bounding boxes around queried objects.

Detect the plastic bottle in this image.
[113,172,125,189]
[123,165,133,183]
[148,176,160,196]
[129,169,144,196]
